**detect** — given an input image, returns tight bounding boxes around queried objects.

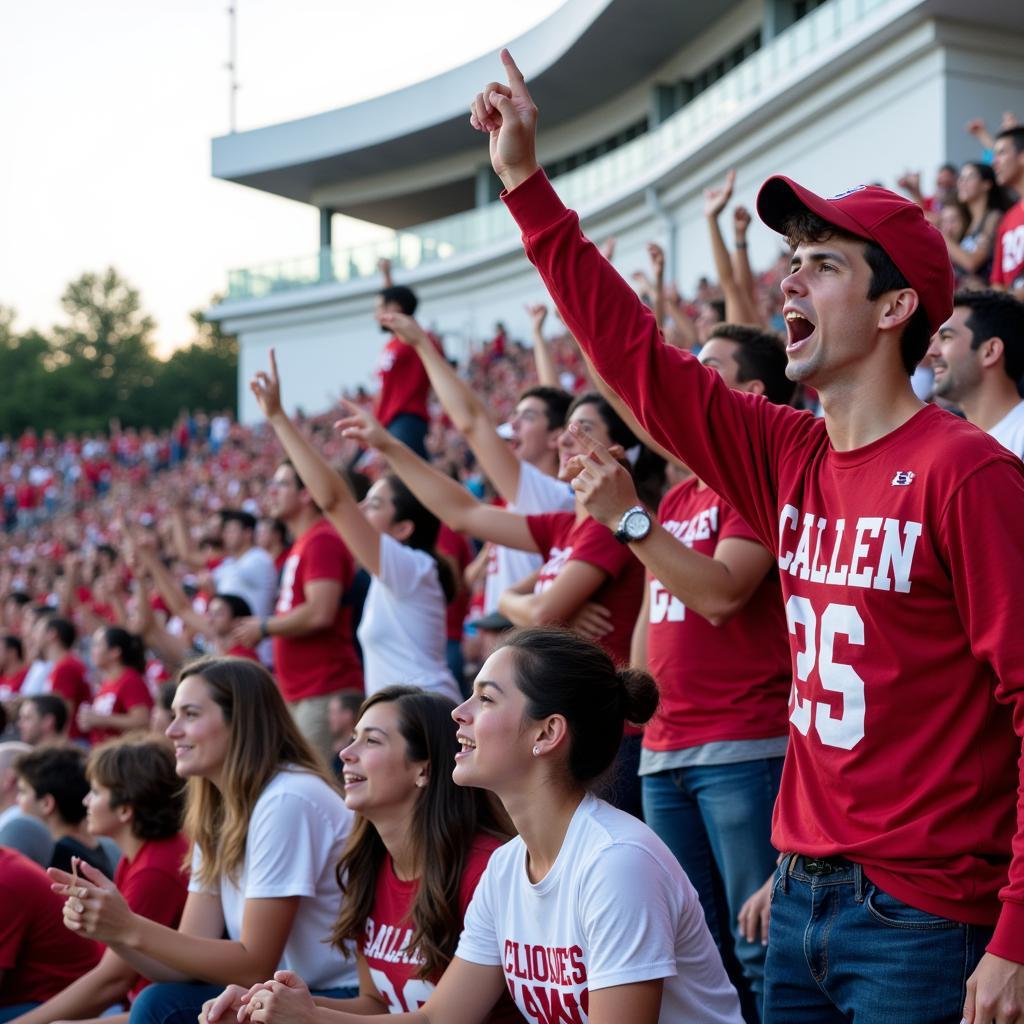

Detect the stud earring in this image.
[532,745,540,756]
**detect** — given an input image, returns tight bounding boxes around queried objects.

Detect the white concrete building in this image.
[206,0,1024,423]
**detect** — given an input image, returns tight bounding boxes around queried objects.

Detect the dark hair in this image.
[939,162,958,176]
[211,593,253,619]
[199,535,224,552]
[567,392,666,509]
[340,467,371,504]
[378,285,418,316]
[220,509,257,533]
[5,592,31,609]
[3,634,24,661]
[954,288,1024,382]
[332,686,510,978]
[15,743,89,824]
[960,161,1012,215]
[384,475,456,603]
[783,210,933,374]
[177,656,339,886]
[26,694,68,734]
[87,736,185,840]
[96,544,117,565]
[102,627,147,674]
[518,386,573,431]
[279,459,322,513]
[499,627,659,786]
[996,125,1024,154]
[45,616,76,650]
[157,680,177,712]
[260,516,290,547]
[708,324,796,405]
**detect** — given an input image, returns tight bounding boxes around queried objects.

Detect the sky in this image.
[1,0,562,355]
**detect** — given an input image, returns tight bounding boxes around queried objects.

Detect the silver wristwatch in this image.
[613,505,652,544]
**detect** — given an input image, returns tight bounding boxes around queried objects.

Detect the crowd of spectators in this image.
[1,95,1023,1024]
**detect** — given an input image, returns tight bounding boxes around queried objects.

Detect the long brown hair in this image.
[178,656,339,887]
[331,686,510,979]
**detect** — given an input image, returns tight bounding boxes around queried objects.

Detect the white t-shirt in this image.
[213,546,278,619]
[357,535,460,701]
[455,793,742,1024]
[988,400,1024,460]
[189,769,357,991]
[483,461,576,614]
[20,659,53,697]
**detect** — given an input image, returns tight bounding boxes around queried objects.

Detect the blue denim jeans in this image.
[129,981,359,1024]
[764,855,992,1023]
[385,413,429,459]
[641,757,783,1013]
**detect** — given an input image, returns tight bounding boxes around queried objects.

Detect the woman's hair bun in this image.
[617,667,659,725]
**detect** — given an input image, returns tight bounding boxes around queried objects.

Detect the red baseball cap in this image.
[756,176,954,334]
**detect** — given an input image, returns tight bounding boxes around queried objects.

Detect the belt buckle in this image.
[802,857,839,876]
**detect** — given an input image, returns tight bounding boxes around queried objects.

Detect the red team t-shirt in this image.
[362,833,519,1021]
[91,667,154,744]
[991,201,1024,291]
[645,479,790,752]
[47,654,93,741]
[273,518,364,702]
[115,832,191,1001]
[507,169,1024,962]
[525,513,643,668]
[375,334,442,427]
[0,847,102,1007]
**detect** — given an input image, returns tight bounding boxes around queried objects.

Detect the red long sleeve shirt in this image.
[504,169,1024,963]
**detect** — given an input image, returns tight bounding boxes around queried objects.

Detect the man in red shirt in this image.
[991,125,1024,299]
[41,618,91,742]
[472,50,1024,1024]
[0,846,101,1016]
[373,271,442,459]
[233,460,363,763]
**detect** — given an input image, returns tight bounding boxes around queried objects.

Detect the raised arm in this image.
[336,402,538,555]
[526,302,560,387]
[251,352,384,576]
[377,312,523,502]
[705,172,760,326]
[731,206,762,324]
[568,427,773,625]
[469,50,811,544]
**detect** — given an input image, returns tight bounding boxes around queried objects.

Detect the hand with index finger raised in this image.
[567,424,641,532]
[469,49,539,192]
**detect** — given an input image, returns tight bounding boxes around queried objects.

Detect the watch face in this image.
[623,508,650,540]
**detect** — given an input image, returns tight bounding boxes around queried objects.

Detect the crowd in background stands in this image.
[1,100,1023,1024]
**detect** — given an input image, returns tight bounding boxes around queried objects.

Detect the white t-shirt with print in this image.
[483,461,576,614]
[189,769,357,991]
[357,534,460,701]
[455,793,742,1024]
[988,399,1024,460]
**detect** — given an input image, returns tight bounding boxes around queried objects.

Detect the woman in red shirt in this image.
[203,686,517,1022]
[78,628,153,744]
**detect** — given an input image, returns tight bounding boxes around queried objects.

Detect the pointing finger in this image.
[500,48,530,99]
[568,423,612,462]
[269,348,279,381]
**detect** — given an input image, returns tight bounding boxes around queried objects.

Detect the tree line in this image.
[0,268,237,436]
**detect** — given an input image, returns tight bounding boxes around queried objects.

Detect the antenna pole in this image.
[226,2,239,132]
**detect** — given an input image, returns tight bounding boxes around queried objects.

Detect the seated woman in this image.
[204,685,518,1021]
[77,627,153,744]
[12,735,188,1024]
[250,353,460,702]
[214,628,743,1024]
[51,656,358,1024]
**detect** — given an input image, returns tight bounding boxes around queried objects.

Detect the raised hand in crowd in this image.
[704,169,736,220]
[469,48,538,190]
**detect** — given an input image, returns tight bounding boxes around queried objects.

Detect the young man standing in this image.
[471,50,1024,1024]
[991,125,1024,299]
[232,462,363,763]
[927,289,1024,457]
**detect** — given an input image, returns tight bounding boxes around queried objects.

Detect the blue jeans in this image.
[642,757,783,1014]
[130,981,359,1024]
[0,1004,40,1023]
[386,413,429,459]
[764,855,992,1023]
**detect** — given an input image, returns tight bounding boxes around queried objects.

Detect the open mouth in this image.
[455,735,477,760]
[342,772,366,788]
[785,311,815,348]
